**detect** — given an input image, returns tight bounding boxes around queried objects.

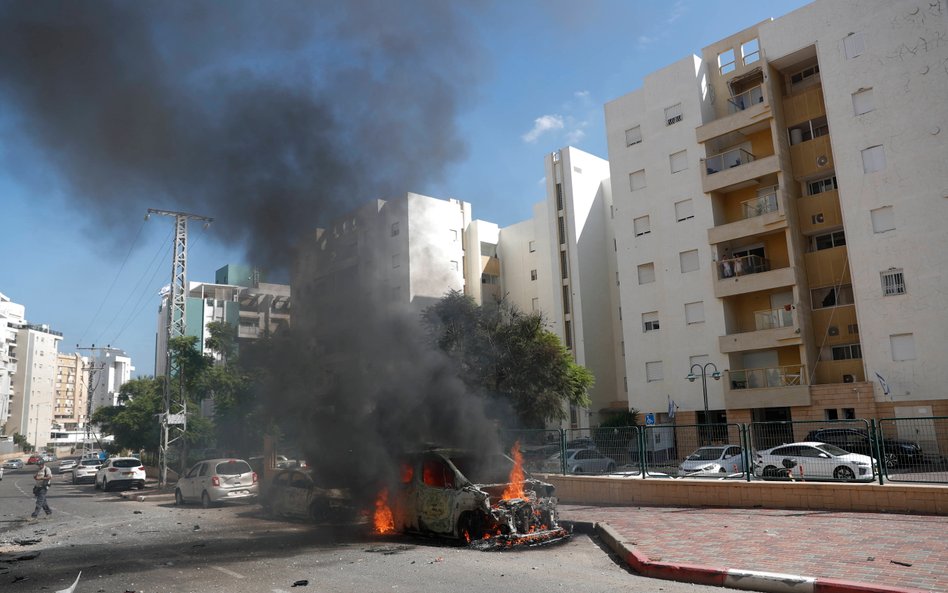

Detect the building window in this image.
[637,262,655,285]
[679,249,699,273]
[824,409,839,421]
[450,229,458,241]
[890,333,916,361]
[669,150,688,173]
[555,183,564,211]
[528,240,536,252]
[718,48,736,74]
[790,63,820,86]
[871,206,895,233]
[642,311,660,333]
[531,297,539,312]
[480,242,497,257]
[807,175,837,196]
[881,269,905,296]
[646,361,664,382]
[843,408,856,420]
[788,116,828,145]
[813,230,846,251]
[811,284,855,309]
[564,320,573,349]
[633,215,651,236]
[675,199,694,221]
[664,103,683,126]
[741,38,760,65]
[862,145,886,173]
[832,344,862,360]
[560,251,568,279]
[562,285,571,314]
[685,301,705,325]
[450,260,459,271]
[844,32,865,59]
[852,88,875,115]
[392,254,400,268]
[530,269,537,281]
[625,125,642,146]
[558,216,567,245]
[391,222,399,237]
[629,169,646,191]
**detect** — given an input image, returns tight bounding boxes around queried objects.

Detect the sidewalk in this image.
[558,504,947,593]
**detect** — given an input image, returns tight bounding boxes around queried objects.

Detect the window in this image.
[392,254,400,268]
[633,215,651,236]
[843,408,856,420]
[558,216,566,244]
[832,344,862,360]
[811,284,855,309]
[450,229,458,241]
[685,301,705,325]
[824,409,839,421]
[852,88,875,115]
[637,262,655,285]
[480,242,497,257]
[664,103,682,126]
[679,249,699,273]
[890,333,916,361]
[881,269,905,295]
[629,169,646,191]
[450,260,459,271]
[564,321,573,349]
[555,184,564,210]
[646,361,664,382]
[528,240,536,252]
[871,206,895,233]
[625,125,642,146]
[559,251,568,279]
[861,145,886,173]
[807,176,838,196]
[844,32,865,59]
[813,230,846,251]
[741,38,760,65]
[675,199,694,222]
[530,269,538,281]
[531,297,539,312]
[790,63,820,86]
[788,116,828,145]
[718,48,736,74]
[669,150,688,173]
[642,311,660,333]
[562,285,571,314]
[390,222,399,237]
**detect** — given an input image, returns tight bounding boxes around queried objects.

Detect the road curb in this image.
[594,522,930,593]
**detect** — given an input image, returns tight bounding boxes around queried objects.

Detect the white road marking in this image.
[211,565,245,579]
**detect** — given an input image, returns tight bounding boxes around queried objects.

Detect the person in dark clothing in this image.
[31,458,53,519]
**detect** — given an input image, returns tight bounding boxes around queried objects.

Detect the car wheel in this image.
[884,454,898,469]
[834,466,856,481]
[573,467,583,474]
[201,491,212,509]
[761,465,781,479]
[175,489,185,506]
[457,512,485,543]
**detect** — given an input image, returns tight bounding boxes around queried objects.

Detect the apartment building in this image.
[605,0,948,431]
[55,353,88,430]
[84,347,134,412]
[0,292,26,428]
[5,323,62,448]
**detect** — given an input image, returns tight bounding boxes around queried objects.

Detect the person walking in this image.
[30,457,53,519]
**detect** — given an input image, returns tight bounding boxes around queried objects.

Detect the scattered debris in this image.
[192,525,201,531]
[12,575,28,583]
[867,556,875,561]
[133,511,143,515]
[292,579,309,587]
[55,571,81,593]
[13,538,41,546]
[890,560,913,567]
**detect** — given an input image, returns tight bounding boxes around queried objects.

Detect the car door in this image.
[796,445,832,478]
[414,454,457,535]
[722,446,743,472]
[286,471,312,518]
[182,463,204,500]
[268,472,290,515]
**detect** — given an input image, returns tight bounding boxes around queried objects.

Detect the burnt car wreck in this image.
[375,446,570,550]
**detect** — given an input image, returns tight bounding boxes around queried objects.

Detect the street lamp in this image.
[687,362,723,425]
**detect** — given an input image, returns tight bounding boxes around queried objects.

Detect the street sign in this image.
[645,413,655,426]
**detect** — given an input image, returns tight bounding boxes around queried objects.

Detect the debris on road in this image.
[55,571,81,593]
[291,579,309,587]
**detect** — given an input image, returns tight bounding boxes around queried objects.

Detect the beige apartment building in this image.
[55,353,88,430]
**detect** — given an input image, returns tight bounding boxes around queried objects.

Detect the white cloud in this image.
[565,128,586,144]
[637,35,657,46]
[666,0,687,24]
[574,90,590,100]
[522,114,564,143]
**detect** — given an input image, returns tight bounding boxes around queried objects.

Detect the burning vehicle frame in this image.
[374,443,570,550]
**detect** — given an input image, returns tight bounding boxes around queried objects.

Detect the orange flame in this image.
[373,488,395,534]
[501,441,525,500]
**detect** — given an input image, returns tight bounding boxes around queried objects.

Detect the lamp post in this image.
[687,362,722,425]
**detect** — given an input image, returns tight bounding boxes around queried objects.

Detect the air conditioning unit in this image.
[816,155,829,167]
[828,326,839,336]
[843,374,855,383]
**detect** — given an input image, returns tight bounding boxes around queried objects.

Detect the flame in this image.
[501,441,525,500]
[373,488,395,534]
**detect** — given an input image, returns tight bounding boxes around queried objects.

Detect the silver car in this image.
[678,445,744,477]
[175,458,258,508]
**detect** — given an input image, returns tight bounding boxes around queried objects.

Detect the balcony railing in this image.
[705,148,755,175]
[754,306,794,331]
[718,254,769,279]
[741,188,778,219]
[727,364,806,390]
[727,85,764,114]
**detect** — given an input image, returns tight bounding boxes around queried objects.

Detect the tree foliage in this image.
[92,377,164,452]
[424,290,593,429]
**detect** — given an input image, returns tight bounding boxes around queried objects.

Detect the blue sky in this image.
[0,1,809,377]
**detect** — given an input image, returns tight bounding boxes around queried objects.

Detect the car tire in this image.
[761,465,780,479]
[201,491,212,509]
[175,489,185,506]
[457,512,485,543]
[834,466,856,481]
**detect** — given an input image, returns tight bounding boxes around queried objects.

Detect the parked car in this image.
[565,437,597,450]
[175,458,258,508]
[804,428,923,467]
[95,457,146,491]
[2,458,24,470]
[678,445,744,477]
[543,448,616,474]
[27,455,43,465]
[73,458,102,484]
[58,459,78,473]
[754,442,877,481]
[261,469,353,521]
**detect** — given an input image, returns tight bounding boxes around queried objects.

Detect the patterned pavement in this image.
[559,504,948,593]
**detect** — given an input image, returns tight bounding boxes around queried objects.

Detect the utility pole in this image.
[76,346,107,456]
[146,209,213,486]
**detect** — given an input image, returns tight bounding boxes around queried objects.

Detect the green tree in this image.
[92,377,164,453]
[424,290,593,428]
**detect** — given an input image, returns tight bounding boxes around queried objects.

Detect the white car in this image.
[73,458,102,484]
[59,459,78,474]
[754,442,877,481]
[175,458,258,508]
[543,448,616,474]
[95,457,146,491]
[678,445,744,477]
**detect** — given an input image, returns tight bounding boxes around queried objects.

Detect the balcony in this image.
[717,253,769,279]
[723,364,811,409]
[719,307,801,353]
[812,359,865,385]
[715,257,795,298]
[702,150,779,194]
[696,85,772,144]
[705,148,754,174]
[709,188,788,245]
[789,134,833,179]
[804,245,851,288]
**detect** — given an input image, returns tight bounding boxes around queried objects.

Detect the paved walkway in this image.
[559,504,948,593]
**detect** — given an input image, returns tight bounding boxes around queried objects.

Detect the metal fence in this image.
[506,416,948,484]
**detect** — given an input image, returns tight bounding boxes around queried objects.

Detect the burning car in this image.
[375,443,569,549]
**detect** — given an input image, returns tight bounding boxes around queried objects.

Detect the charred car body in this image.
[387,447,569,548]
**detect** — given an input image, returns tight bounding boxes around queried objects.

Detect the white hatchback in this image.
[754,442,877,481]
[175,458,258,508]
[95,457,146,491]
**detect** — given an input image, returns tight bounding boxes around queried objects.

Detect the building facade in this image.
[86,347,134,412]
[6,323,62,448]
[55,353,88,430]
[0,292,26,429]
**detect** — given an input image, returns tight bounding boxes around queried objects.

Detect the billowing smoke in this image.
[0,2,509,503]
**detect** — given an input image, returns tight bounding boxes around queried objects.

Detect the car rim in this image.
[835,467,855,481]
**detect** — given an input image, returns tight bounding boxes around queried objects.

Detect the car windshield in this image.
[449,453,515,485]
[687,448,725,461]
[216,460,252,475]
[816,444,851,456]
[113,459,141,468]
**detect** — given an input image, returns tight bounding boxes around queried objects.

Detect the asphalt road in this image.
[1,461,723,593]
